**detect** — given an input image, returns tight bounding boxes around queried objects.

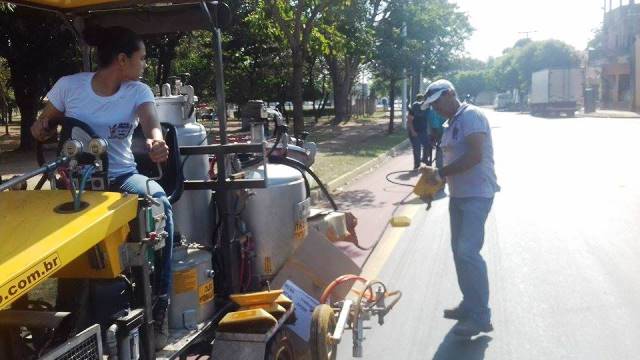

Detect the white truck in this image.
[530,68,582,117]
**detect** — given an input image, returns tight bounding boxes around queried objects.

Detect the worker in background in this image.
[407,94,431,170]
[31,25,173,349]
[427,104,446,169]
[420,79,500,337]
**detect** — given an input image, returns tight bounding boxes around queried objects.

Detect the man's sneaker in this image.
[153,295,170,351]
[452,319,493,337]
[443,306,468,320]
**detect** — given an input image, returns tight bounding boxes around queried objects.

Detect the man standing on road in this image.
[421,79,500,337]
[407,94,431,169]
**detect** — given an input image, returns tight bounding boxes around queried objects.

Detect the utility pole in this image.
[401,22,408,129]
[361,71,366,116]
[518,30,537,39]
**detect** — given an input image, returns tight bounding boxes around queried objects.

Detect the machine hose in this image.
[385,170,417,188]
[269,155,338,211]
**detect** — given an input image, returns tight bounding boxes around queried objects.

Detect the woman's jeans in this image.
[449,196,494,325]
[111,172,174,296]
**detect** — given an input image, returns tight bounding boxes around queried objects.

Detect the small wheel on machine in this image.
[266,328,295,360]
[310,304,337,360]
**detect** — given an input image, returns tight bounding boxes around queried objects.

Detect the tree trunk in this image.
[332,80,350,124]
[389,79,396,134]
[411,63,421,101]
[327,53,358,124]
[291,49,305,135]
[16,94,38,151]
[9,57,41,151]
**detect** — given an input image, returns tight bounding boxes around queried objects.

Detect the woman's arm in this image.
[30,103,64,142]
[137,102,169,163]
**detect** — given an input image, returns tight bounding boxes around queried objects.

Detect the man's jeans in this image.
[409,131,431,168]
[449,196,494,325]
[112,173,174,296]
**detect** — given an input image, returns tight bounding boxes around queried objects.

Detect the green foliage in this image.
[452,39,581,95]
[173,31,216,101]
[450,70,489,98]
[371,0,472,90]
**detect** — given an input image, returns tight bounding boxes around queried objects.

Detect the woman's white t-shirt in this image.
[46,72,155,179]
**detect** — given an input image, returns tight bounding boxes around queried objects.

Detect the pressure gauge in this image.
[62,139,83,157]
[88,138,108,156]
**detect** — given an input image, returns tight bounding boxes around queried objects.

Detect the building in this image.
[596,0,640,110]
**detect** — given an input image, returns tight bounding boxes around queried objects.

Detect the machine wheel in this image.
[309,304,337,360]
[266,328,295,360]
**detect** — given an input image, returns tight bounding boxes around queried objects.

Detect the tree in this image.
[490,39,581,94]
[145,33,185,87]
[224,6,293,106]
[1,58,11,135]
[371,0,471,132]
[321,0,382,124]
[0,7,80,150]
[450,70,488,98]
[370,3,406,133]
[262,0,339,135]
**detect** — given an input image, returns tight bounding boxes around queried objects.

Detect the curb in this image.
[577,112,640,119]
[310,138,411,204]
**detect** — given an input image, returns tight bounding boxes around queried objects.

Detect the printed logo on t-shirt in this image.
[109,123,133,140]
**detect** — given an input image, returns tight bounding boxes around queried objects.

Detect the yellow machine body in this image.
[54,223,130,279]
[7,0,196,11]
[0,191,138,308]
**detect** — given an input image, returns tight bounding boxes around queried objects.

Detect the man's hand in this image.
[410,129,418,138]
[148,139,169,163]
[420,166,444,186]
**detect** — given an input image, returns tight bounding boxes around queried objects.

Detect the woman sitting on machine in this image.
[30,25,174,349]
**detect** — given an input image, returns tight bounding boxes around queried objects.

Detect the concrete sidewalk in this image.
[578,109,640,118]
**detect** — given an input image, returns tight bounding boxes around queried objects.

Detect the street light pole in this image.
[401,22,408,129]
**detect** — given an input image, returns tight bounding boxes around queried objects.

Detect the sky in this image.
[450,0,614,61]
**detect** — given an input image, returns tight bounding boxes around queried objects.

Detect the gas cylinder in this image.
[169,245,215,330]
[155,88,213,246]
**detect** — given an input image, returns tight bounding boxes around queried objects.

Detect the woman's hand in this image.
[148,139,169,163]
[30,118,57,142]
[31,103,64,142]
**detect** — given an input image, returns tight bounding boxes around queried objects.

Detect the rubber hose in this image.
[270,156,338,211]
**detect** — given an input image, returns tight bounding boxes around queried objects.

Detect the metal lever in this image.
[145,163,163,206]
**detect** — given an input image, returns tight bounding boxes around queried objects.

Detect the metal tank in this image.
[155,88,213,246]
[243,164,310,282]
[169,245,215,329]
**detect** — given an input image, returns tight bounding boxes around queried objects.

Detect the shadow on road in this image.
[333,189,377,209]
[432,326,492,360]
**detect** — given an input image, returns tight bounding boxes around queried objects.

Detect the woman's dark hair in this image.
[82,26,143,68]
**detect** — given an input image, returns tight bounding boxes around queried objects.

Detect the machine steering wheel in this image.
[35,117,101,190]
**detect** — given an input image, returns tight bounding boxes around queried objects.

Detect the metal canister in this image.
[169,245,215,330]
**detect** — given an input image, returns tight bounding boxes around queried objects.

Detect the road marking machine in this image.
[0,1,401,359]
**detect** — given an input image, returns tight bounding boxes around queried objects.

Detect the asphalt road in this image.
[337,109,640,360]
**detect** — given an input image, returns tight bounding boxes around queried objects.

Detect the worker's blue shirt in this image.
[427,109,446,131]
[441,104,500,198]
